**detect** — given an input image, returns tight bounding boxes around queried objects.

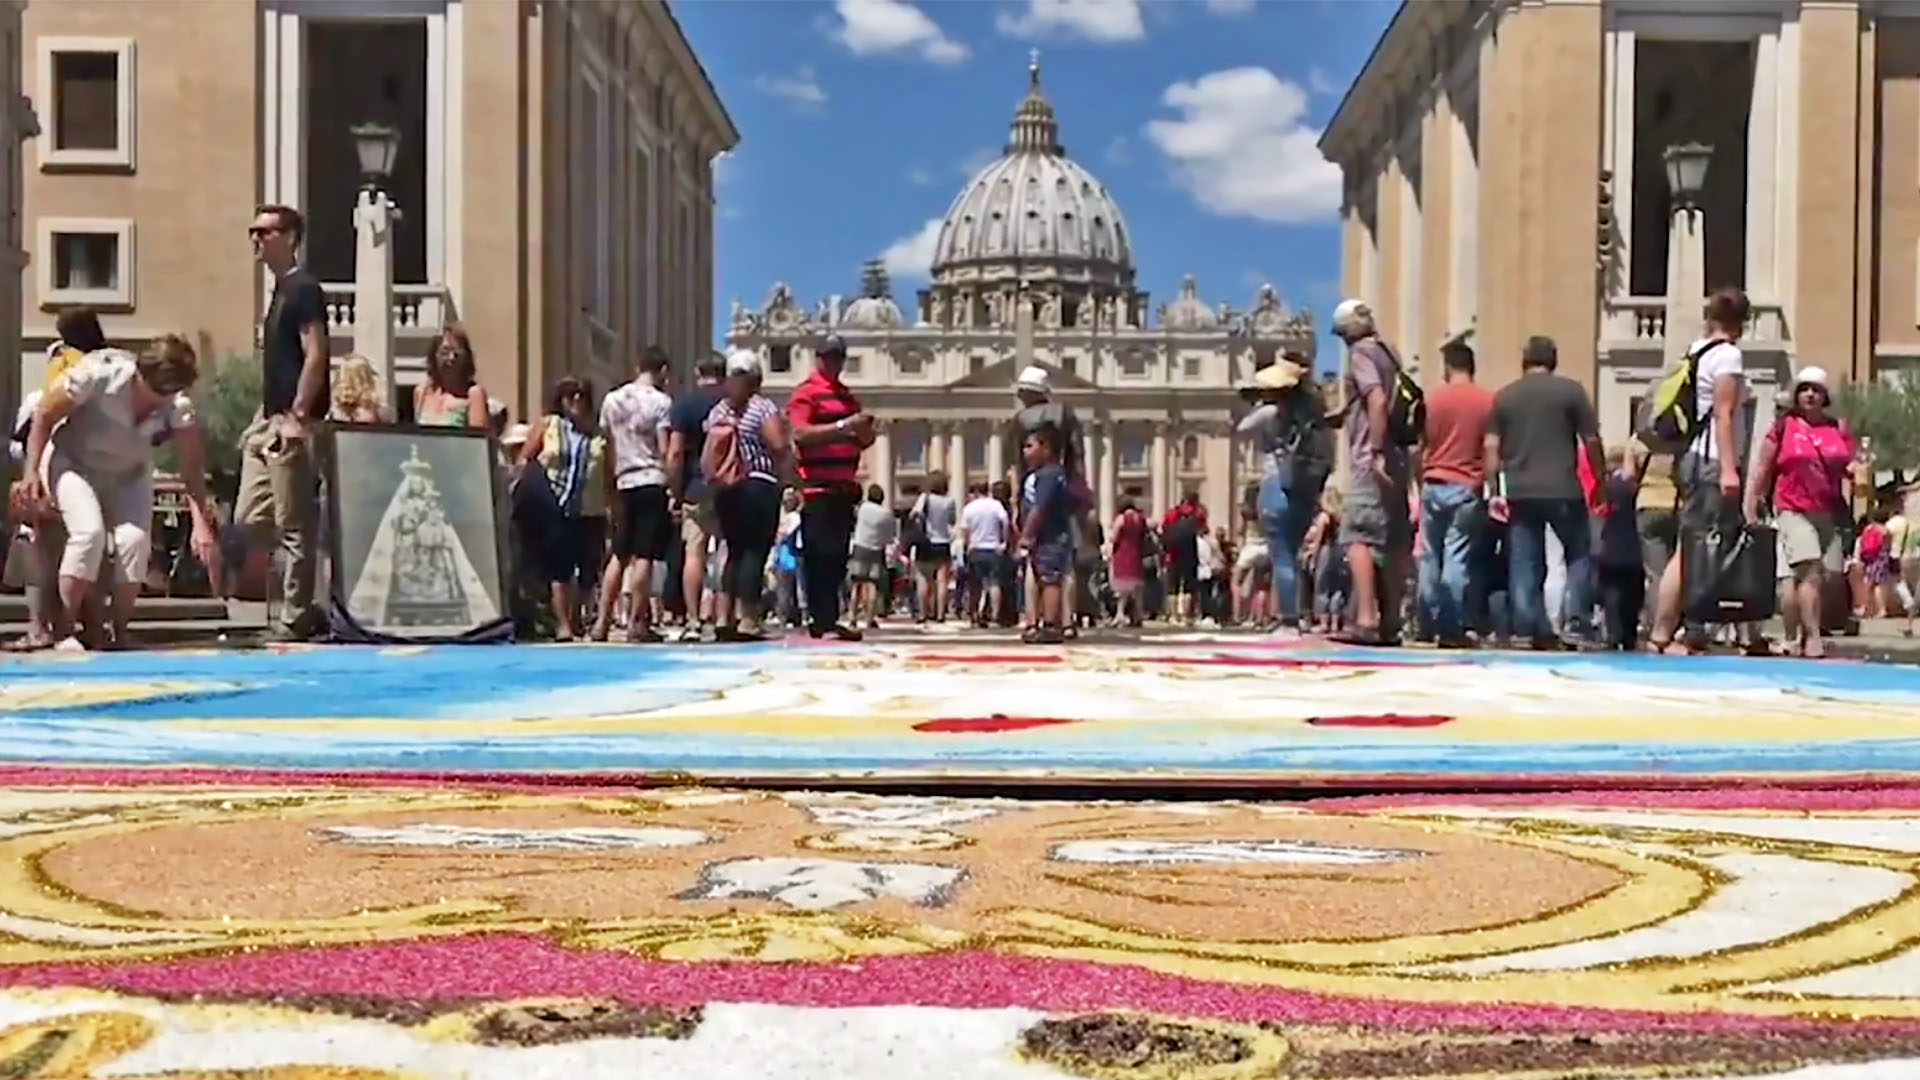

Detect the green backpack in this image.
[1637,340,1716,453]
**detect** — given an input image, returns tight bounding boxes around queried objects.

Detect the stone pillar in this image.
[1099,421,1118,525]
[872,420,893,503]
[1151,422,1171,517]
[1664,206,1705,354]
[987,425,1007,491]
[927,422,947,478]
[949,425,967,501]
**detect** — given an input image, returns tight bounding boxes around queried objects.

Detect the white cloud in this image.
[753,66,827,108]
[830,0,969,63]
[995,0,1145,43]
[880,218,944,278]
[1204,0,1257,14]
[957,146,998,176]
[1103,135,1131,166]
[1143,66,1341,224]
[1307,65,1343,96]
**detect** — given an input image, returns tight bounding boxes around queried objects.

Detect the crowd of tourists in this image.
[0,201,1893,654]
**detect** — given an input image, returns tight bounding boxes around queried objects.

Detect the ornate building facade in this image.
[727,59,1316,527]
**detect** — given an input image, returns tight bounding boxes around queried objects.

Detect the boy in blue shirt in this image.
[1020,423,1072,644]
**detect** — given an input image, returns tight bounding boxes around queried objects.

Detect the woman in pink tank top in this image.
[1746,367,1855,657]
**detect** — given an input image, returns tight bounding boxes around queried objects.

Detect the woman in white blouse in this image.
[19,335,221,649]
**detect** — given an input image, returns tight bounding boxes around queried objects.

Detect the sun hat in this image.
[1794,366,1830,391]
[1251,359,1304,391]
[1015,365,1052,395]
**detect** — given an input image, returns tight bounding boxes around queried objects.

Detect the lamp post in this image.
[350,121,402,413]
[1661,142,1712,352]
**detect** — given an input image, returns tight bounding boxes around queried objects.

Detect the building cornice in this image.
[1319,0,1499,172]
[653,1,741,153]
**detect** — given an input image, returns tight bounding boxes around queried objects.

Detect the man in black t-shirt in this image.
[665,350,724,641]
[239,203,329,641]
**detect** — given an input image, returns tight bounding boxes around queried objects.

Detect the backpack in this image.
[701,410,747,490]
[1369,342,1425,447]
[1637,340,1719,453]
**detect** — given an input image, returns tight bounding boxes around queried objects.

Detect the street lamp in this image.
[350,120,402,411]
[1662,142,1712,210]
[350,122,402,192]
[1660,142,1713,353]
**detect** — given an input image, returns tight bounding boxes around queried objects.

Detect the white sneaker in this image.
[52,636,86,653]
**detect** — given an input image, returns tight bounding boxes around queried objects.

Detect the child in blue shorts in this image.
[1020,423,1072,644]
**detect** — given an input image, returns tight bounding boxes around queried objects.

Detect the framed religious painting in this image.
[323,423,512,642]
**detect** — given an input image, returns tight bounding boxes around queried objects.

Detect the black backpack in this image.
[1377,343,1426,447]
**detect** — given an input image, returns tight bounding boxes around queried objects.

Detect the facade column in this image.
[987,424,1007,491]
[1150,422,1171,518]
[949,425,967,501]
[872,420,893,504]
[927,422,947,479]
[1099,421,1118,525]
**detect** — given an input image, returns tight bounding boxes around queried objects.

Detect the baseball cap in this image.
[1331,298,1372,335]
[726,348,763,377]
[1794,365,1830,391]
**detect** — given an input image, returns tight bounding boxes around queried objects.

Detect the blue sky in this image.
[675,0,1396,362]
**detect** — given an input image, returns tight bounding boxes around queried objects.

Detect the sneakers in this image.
[808,624,864,642]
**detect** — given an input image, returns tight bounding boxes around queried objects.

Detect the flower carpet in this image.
[3,640,1920,1075]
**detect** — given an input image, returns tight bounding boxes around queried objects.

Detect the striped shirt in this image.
[707,394,782,481]
[787,369,862,494]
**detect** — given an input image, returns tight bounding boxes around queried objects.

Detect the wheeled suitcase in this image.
[1681,521,1778,625]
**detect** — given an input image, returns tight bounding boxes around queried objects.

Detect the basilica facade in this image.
[726,59,1316,528]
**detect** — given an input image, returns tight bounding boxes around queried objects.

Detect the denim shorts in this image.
[1029,538,1071,585]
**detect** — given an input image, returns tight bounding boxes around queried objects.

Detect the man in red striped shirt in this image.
[787,334,875,640]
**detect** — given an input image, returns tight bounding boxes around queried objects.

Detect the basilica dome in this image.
[930,57,1134,289]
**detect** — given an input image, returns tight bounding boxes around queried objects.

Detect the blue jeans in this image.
[1418,483,1481,639]
[1509,497,1592,643]
[1256,474,1315,621]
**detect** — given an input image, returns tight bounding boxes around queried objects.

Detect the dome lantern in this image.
[1008,49,1062,156]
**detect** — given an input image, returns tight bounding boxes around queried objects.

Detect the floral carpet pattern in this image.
[5,776,1920,1076]
[0,639,1917,782]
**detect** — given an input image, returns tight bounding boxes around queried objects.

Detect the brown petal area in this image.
[1275,1025,1920,1077]
[1021,1013,1257,1077]
[34,795,1622,946]
[134,992,705,1045]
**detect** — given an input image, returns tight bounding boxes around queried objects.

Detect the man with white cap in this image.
[1013,365,1089,631]
[1331,298,1412,644]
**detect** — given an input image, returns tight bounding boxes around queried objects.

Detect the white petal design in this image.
[0,913,207,946]
[1763,947,1920,998]
[1049,839,1417,866]
[681,857,965,910]
[1432,809,1920,855]
[1439,855,1909,974]
[319,824,709,851]
[797,799,1001,829]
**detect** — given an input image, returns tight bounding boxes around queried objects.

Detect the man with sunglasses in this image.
[240,204,329,642]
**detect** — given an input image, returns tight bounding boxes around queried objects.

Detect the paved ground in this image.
[5,636,1920,1076]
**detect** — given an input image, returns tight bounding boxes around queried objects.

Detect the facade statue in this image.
[1072,297,1091,329]
[1041,292,1061,328]
[985,291,1002,327]
[930,293,948,327]
[729,299,749,329]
